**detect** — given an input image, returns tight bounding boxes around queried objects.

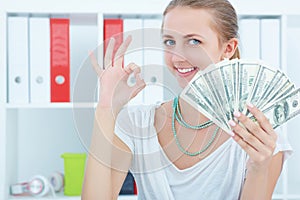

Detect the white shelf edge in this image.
[117,195,138,200]
[8,194,137,200]
[272,194,300,199]
[5,103,97,109]
[9,194,300,200]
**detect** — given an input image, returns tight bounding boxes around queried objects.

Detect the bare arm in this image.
[82,106,133,200]
[82,36,145,200]
[240,152,283,200]
[229,104,283,200]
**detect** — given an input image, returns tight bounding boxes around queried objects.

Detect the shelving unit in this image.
[0,1,169,199]
[1,0,300,200]
[8,192,137,200]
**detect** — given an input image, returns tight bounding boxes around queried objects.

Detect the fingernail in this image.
[137,73,143,80]
[130,63,138,70]
[126,35,132,40]
[228,131,235,137]
[228,120,236,127]
[247,102,254,108]
[233,111,241,118]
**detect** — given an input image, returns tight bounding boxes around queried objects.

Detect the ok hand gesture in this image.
[90,36,146,110]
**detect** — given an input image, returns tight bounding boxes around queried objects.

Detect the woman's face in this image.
[162,7,225,88]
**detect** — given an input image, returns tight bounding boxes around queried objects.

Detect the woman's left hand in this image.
[229,103,278,172]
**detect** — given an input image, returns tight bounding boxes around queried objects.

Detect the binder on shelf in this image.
[143,19,164,105]
[123,18,144,105]
[50,18,70,102]
[29,17,50,103]
[239,18,260,60]
[119,172,135,195]
[134,180,137,195]
[69,18,99,103]
[8,16,29,103]
[103,19,123,66]
[261,18,281,69]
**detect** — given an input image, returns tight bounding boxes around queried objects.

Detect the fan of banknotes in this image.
[181,58,300,135]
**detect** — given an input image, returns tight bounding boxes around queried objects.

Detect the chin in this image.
[177,77,192,88]
[174,68,199,88]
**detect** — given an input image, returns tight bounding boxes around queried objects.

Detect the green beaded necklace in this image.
[175,97,214,129]
[172,96,219,156]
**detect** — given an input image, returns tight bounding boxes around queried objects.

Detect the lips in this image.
[175,66,198,77]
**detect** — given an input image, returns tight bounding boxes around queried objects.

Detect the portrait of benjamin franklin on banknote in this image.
[274,101,289,125]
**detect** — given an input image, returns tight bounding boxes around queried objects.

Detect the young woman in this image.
[82,0,292,199]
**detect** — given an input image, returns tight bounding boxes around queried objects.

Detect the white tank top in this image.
[115,104,292,200]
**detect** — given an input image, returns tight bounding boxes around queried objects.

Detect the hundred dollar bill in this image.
[256,70,284,108]
[184,64,232,129]
[189,72,230,129]
[246,65,277,114]
[203,68,232,121]
[181,58,299,135]
[231,60,240,112]
[220,62,235,120]
[259,88,300,129]
[274,82,296,102]
[180,86,231,133]
[189,73,215,111]
[262,81,295,110]
[189,72,219,113]
[265,74,289,101]
[238,60,261,114]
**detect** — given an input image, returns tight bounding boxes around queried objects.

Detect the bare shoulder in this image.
[154,100,173,129]
[155,100,173,118]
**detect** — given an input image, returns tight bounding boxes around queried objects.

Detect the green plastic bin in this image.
[61,153,86,196]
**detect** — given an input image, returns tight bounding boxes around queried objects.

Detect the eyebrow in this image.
[162,33,205,40]
[184,34,204,39]
[161,34,173,38]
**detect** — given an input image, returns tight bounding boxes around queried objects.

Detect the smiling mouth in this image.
[175,67,198,76]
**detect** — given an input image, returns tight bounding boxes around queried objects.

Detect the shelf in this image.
[5,103,97,109]
[272,194,300,199]
[118,196,138,200]
[9,194,300,200]
[9,195,79,200]
[9,194,137,200]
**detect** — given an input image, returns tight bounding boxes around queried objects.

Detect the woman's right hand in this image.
[90,36,146,110]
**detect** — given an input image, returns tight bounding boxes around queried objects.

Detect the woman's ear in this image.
[222,38,238,59]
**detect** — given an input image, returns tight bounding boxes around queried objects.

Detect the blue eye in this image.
[163,39,175,46]
[188,39,201,45]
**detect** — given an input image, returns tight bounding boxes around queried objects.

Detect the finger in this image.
[104,38,115,69]
[232,133,262,160]
[233,110,273,147]
[233,134,258,157]
[130,72,146,98]
[132,64,142,77]
[247,103,277,140]
[114,35,132,68]
[89,51,103,77]
[123,63,140,76]
[233,132,274,165]
[229,119,265,152]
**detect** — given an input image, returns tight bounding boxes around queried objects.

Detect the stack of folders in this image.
[8,17,70,103]
[181,58,300,135]
[7,16,164,105]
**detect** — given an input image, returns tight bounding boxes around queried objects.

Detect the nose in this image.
[170,47,186,63]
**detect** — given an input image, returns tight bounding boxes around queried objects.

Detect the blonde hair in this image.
[163,0,240,59]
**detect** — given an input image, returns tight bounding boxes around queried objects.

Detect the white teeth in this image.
[177,67,195,73]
